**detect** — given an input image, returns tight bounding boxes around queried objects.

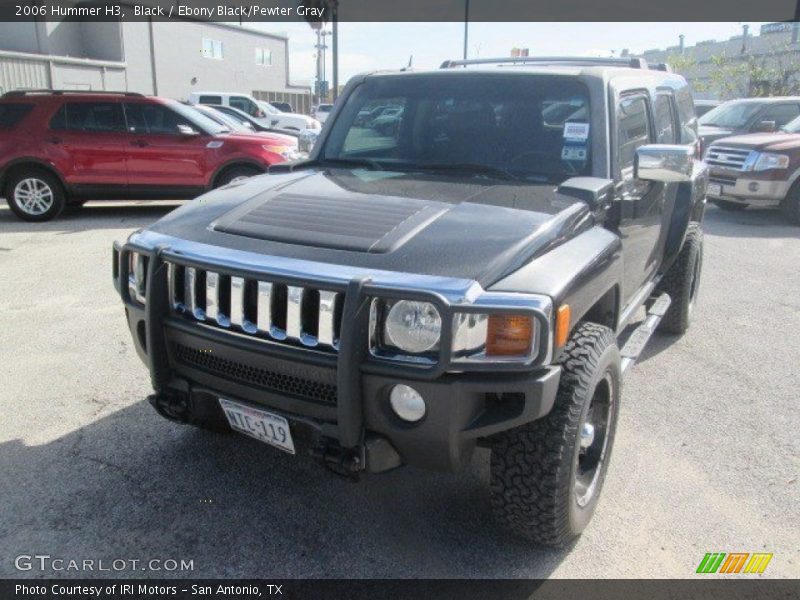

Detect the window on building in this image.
[617,93,651,173]
[49,102,124,133]
[202,38,224,60]
[255,48,272,66]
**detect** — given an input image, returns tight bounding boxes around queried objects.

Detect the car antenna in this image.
[401,55,414,71]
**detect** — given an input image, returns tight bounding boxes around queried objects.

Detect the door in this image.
[46,101,127,188]
[122,102,209,189]
[614,91,670,306]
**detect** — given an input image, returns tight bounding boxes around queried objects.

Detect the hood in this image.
[220,132,297,146]
[149,168,591,286]
[699,125,737,145]
[706,131,800,152]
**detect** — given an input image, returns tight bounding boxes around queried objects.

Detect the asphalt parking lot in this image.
[0,199,798,579]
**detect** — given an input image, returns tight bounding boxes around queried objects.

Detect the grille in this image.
[167,262,344,352]
[174,343,338,405]
[705,146,754,171]
[709,175,737,187]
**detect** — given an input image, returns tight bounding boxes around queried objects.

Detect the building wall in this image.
[1,19,299,103]
[643,25,800,100]
[149,21,289,100]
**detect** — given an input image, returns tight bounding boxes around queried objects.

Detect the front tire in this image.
[656,222,703,335]
[215,165,262,188]
[4,169,66,222]
[490,323,621,546]
[780,183,800,225]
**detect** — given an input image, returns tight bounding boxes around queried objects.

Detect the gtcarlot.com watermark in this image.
[14,554,194,573]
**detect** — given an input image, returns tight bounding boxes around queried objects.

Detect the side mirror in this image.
[558,177,615,211]
[634,144,693,183]
[753,120,777,133]
[177,124,199,137]
[297,128,320,154]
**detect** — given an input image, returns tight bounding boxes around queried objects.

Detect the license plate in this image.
[707,183,722,197]
[219,398,295,454]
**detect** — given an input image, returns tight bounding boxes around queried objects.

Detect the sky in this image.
[250,22,770,87]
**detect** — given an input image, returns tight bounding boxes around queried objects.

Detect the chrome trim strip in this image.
[230,276,245,330]
[205,271,219,323]
[257,281,273,335]
[318,291,337,347]
[286,285,303,340]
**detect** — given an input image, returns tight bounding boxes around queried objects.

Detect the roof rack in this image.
[440,56,650,70]
[2,89,144,98]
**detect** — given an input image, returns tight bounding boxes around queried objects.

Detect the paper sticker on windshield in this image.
[562,145,587,161]
[563,122,590,141]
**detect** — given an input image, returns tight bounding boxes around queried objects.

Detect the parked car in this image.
[312,103,334,124]
[113,57,706,546]
[297,128,320,154]
[698,97,800,145]
[354,104,400,127]
[704,114,800,223]
[0,90,300,221]
[370,106,404,135]
[270,102,294,113]
[694,99,721,118]
[205,104,300,139]
[187,103,255,133]
[188,92,320,131]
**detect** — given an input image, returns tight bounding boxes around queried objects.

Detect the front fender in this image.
[662,159,708,273]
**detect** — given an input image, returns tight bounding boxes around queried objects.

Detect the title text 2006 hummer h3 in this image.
[114,56,708,546]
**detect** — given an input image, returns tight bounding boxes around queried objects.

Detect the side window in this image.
[617,94,652,173]
[758,104,800,129]
[230,96,258,116]
[0,103,34,129]
[50,102,124,133]
[124,103,193,135]
[654,93,677,144]
[198,95,223,105]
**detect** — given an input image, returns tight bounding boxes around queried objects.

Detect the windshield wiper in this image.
[410,162,519,181]
[319,157,384,171]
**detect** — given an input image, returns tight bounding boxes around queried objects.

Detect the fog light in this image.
[748,181,760,192]
[389,385,426,422]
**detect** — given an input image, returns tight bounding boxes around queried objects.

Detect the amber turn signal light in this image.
[555,304,571,349]
[486,314,534,356]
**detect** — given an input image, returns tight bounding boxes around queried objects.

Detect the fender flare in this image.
[210,159,268,188]
[0,157,68,194]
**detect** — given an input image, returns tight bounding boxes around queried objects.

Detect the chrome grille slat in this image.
[318,291,338,347]
[167,261,342,353]
[257,281,273,335]
[230,276,245,329]
[206,272,219,323]
[184,266,202,320]
[705,146,752,171]
[286,285,304,341]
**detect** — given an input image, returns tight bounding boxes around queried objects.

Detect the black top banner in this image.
[0,0,799,22]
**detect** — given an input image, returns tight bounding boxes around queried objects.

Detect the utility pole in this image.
[463,0,469,60]
[332,12,339,100]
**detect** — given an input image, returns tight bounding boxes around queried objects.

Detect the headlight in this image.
[753,152,790,171]
[385,300,442,353]
[127,251,147,304]
[452,312,537,361]
[264,145,300,160]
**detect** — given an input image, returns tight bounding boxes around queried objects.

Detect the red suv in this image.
[0,90,300,222]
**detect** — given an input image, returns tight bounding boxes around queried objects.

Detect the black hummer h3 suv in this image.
[113,56,708,546]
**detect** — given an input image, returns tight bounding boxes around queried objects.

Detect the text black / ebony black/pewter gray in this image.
[113,56,708,546]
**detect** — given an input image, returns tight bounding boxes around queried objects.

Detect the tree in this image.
[667,42,800,100]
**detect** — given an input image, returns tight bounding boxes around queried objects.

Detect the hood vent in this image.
[213,192,446,253]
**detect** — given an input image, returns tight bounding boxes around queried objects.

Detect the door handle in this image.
[46,136,61,144]
[131,140,148,147]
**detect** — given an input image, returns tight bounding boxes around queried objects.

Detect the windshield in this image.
[168,100,229,135]
[318,104,333,112]
[699,102,762,128]
[321,74,592,182]
[782,115,800,132]
[258,101,280,115]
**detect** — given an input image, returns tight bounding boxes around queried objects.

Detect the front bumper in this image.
[707,169,789,206]
[113,237,560,473]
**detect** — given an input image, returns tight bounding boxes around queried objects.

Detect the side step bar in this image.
[620,293,671,375]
